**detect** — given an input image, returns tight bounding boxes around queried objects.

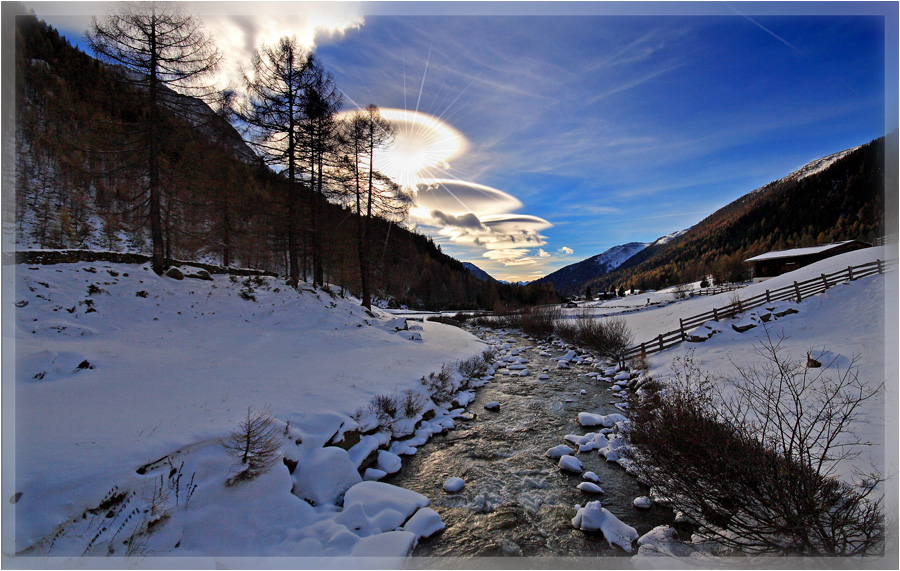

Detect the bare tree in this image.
[222,407,283,484]
[629,334,885,556]
[299,56,343,288]
[239,36,314,285]
[86,1,221,274]
[340,105,405,309]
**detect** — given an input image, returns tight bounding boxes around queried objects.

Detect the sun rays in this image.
[338,51,558,281]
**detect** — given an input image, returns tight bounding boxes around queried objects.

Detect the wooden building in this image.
[744,240,871,280]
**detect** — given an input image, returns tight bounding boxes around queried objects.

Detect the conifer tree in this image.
[87,2,221,274]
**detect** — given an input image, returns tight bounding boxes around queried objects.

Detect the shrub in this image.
[457,350,494,380]
[422,363,456,403]
[222,407,283,485]
[628,340,884,556]
[369,393,399,426]
[671,283,692,300]
[557,311,633,362]
[401,389,426,418]
[519,305,561,338]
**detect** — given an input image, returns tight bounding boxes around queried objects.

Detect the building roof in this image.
[744,241,865,263]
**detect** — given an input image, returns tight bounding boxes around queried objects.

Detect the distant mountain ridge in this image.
[462,262,496,282]
[536,230,687,294]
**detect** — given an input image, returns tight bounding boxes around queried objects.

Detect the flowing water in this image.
[388,329,679,559]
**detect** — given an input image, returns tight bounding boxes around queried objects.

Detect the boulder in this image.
[164,267,184,280]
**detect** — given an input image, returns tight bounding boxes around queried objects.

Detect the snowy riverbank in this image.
[7,261,489,563]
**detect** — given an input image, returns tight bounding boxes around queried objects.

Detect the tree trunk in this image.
[148,17,164,274]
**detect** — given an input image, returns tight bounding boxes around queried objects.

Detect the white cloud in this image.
[413,179,522,217]
[538,249,551,258]
[200,6,365,93]
[558,246,574,256]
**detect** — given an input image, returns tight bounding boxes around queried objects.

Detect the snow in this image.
[744,241,861,262]
[633,496,652,509]
[577,482,604,494]
[558,455,583,473]
[9,260,487,558]
[341,481,429,531]
[571,501,638,552]
[374,450,402,475]
[642,247,893,484]
[545,444,575,459]
[402,507,445,539]
[443,477,465,493]
[291,446,362,506]
[578,412,628,428]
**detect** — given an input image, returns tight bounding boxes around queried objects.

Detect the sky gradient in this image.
[27,1,897,282]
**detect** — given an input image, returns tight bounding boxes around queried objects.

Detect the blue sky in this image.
[30,2,897,282]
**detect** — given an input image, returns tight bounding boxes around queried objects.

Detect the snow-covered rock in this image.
[571,501,638,552]
[558,455,583,473]
[291,446,362,506]
[443,477,465,493]
[633,496,652,509]
[402,507,445,539]
[578,412,628,428]
[374,450,403,475]
[577,482,604,494]
[545,444,575,459]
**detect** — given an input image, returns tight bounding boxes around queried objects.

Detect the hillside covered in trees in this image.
[11,10,560,311]
[554,137,889,297]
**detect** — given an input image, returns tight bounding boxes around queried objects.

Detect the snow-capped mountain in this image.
[535,233,684,294]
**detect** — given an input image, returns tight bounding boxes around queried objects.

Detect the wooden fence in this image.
[621,258,896,362]
[695,284,747,296]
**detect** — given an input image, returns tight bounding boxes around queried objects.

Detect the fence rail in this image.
[695,284,747,296]
[621,258,896,362]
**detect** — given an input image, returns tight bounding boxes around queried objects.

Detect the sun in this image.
[371,108,468,189]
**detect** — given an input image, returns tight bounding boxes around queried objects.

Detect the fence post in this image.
[766,289,771,303]
[713,307,719,321]
[848,266,854,281]
[821,274,828,289]
[794,281,801,302]
[877,259,883,274]
[679,318,686,341]
[658,334,664,352]
[641,342,646,355]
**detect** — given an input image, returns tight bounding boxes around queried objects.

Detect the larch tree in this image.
[299,55,343,288]
[239,36,316,286]
[341,105,410,309]
[86,1,221,274]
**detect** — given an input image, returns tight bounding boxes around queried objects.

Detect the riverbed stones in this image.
[443,477,465,493]
[484,401,500,411]
[558,455,583,473]
[633,496,652,509]
[577,482,604,494]
[545,444,575,459]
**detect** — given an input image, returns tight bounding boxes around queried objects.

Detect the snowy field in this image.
[589,247,897,485]
[3,245,896,564]
[6,262,488,563]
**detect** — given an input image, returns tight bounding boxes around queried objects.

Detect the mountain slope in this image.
[537,241,649,292]
[462,262,496,282]
[537,229,689,295]
[579,137,887,295]
[12,12,558,311]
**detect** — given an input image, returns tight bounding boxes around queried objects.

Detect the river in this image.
[387,328,681,559]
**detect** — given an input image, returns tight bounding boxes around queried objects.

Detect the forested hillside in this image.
[572,137,889,296]
[12,12,559,310]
